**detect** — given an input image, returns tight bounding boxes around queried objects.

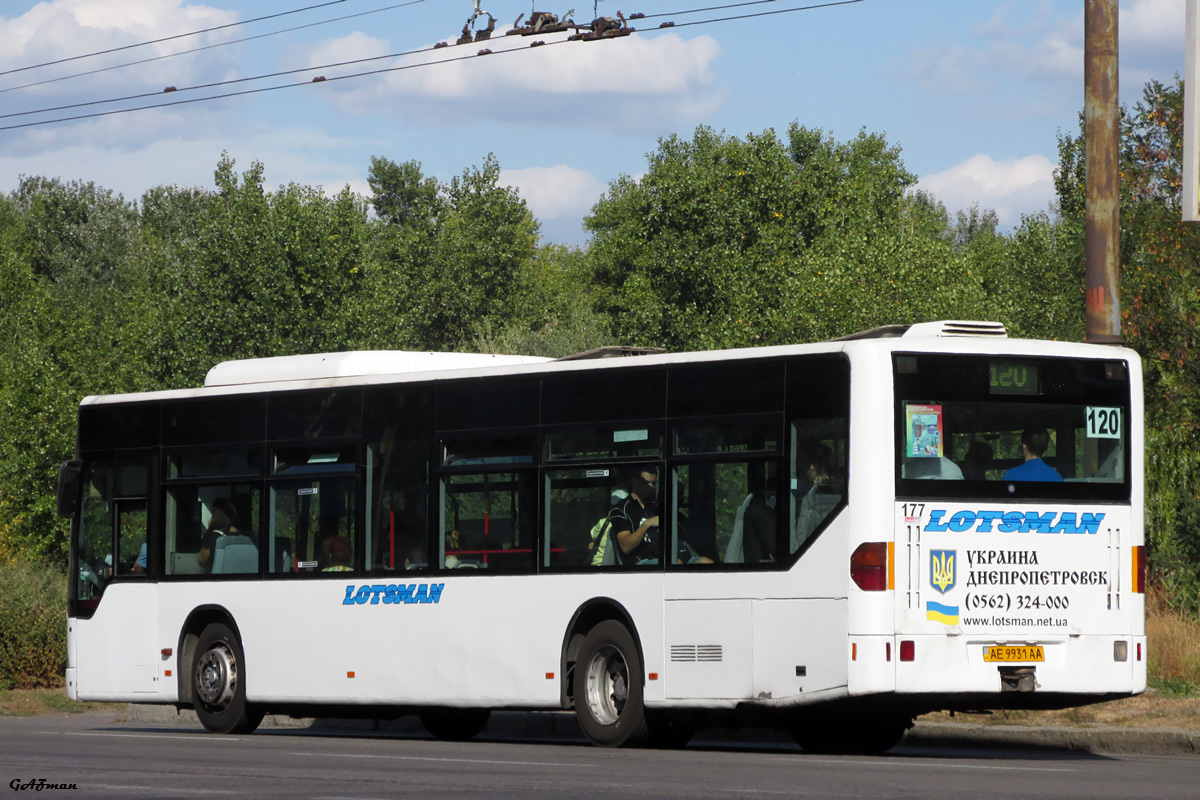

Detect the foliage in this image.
[472,244,614,358]
[0,559,67,688]
[586,124,989,351]
[361,155,539,350]
[148,155,372,385]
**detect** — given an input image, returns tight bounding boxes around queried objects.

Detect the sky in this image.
[0,0,1188,245]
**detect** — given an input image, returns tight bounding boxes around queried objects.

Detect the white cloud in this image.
[0,117,377,203]
[916,153,1056,228]
[283,31,392,78]
[499,164,605,221]
[1122,0,1182,45]
[0,1,240,94]
[321,29,724,130]
[903,0,1182,109]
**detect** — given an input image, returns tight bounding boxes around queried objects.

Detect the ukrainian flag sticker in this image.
[926,600,960,625]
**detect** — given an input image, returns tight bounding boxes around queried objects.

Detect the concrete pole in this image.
[1084,0,1121,343]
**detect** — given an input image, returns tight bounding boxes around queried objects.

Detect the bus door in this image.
[72,452,160,697]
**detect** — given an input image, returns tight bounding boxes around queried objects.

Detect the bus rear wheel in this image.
[574,620,646,747]
[192,622,263,735]
[419,709,491,740]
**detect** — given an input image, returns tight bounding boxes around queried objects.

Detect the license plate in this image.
[983,645,1045,663]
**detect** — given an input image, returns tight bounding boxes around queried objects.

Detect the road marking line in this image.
[795,756,1074,773]
[288,751,589,768]
[88,784,232,795]
[42,731,245,743]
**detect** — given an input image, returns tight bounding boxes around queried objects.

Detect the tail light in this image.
[851,542,890,591]
[1132,546,1146,594]
[900,640,915,662]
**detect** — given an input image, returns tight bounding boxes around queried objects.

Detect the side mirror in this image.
[56,460,82,518]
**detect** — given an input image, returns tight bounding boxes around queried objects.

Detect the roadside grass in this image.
[1146,586,1200,694]
[0,687,116,717]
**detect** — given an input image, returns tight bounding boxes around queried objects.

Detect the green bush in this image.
[0,559,66,688]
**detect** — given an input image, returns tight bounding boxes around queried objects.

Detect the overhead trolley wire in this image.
[0,0,349,78]
[645,0,864,26]
[0,39,569,132]
[0,31,450,121]
[0,0,868,133]
[637,0,814,20]
[0,1,430,96]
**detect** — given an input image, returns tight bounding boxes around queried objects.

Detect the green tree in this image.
[361,155,538,350]
[586,124,987,350]
[368,156,443,228]
[147,155,371,384]
[0,180,159,560]
[472,244,613,358]
[12,176,138,286]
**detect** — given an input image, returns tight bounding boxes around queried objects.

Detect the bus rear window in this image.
[894,354,1131,502]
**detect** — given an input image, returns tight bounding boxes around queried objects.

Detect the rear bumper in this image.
[848,633,1146,701]
[895,633,1147,695]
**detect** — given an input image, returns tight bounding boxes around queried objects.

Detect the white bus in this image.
[58,320,1145,752]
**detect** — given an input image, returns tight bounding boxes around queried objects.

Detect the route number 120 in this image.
[1086,407,1121,439]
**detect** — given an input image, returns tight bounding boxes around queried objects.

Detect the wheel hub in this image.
[195,643,237,711]
[584,644,628,726]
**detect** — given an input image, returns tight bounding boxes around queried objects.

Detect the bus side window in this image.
[790,434,845,554]
[786,356,850,558]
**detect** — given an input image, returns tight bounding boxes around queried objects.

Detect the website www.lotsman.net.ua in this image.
[961,616,1069,627]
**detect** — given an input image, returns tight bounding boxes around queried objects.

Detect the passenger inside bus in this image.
[792,445,841,552]
[960,440,994,480]
[197,498,251,572]
[610,468,661,565]
[724,485,777,564]
[322,535,354,572]
[1003,428,1063,482]
[404,539,426,570]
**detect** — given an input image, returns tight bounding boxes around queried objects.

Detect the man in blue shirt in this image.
[1003,429,1063,482]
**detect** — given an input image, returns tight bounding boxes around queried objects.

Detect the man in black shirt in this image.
[610,468,660,565]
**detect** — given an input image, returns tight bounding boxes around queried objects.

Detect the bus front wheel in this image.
[192,622,263,735]
[573,620,646,747]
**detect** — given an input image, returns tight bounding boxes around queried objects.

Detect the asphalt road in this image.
[2,713,1198,800]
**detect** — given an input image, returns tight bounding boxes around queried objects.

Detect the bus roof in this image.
[79,321,1138,407]
[203,351,553,388]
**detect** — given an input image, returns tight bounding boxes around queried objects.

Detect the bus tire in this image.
[419,709,491,741]
[192,622,263,735]
[574,620,646,747]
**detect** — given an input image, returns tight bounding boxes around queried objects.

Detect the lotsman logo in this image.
[342,583,444,605]
[925,510,1106,534]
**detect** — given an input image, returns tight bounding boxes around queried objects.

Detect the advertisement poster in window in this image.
[906,404,943,458]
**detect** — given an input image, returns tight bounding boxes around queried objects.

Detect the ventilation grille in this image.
[670,645,723,663]
[904,320,1008,339]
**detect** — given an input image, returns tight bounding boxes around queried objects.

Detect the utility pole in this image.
[1084,0,1121,343]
